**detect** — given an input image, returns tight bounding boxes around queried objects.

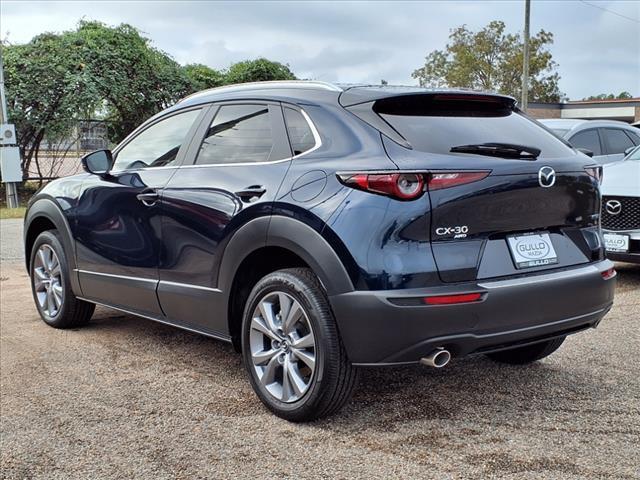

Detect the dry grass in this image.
[0,206,26,220]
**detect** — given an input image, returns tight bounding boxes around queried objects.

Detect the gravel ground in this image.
[1,219,639,479]
[0,219,23,264]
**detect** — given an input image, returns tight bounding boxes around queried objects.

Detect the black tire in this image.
[486,337,566,365]
[29,230,95,329]
[241,268,358,422]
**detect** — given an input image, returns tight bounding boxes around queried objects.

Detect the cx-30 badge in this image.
[538,166,556,188]
[605,199,622,215]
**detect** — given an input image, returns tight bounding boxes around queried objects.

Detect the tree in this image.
[2,33,98,177]
[183,63,225,91]
[412,21,564,103]
[75,21,192,142]
[4,22,301,182]
[3,20,193,178]
[583,92,633,100]
[225,58,296,84]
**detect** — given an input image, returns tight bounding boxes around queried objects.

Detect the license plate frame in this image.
[507,232,558,269]
[603,233,629,253]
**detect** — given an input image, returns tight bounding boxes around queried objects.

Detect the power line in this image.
[579,0,640,24]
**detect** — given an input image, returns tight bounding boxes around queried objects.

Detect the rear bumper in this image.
[329,260,616,365]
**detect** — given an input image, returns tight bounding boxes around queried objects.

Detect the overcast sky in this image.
[2,1,639,100]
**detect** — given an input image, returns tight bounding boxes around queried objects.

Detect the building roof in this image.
[566,98,640,105]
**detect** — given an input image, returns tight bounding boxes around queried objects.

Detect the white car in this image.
[539,119,640,165]
[601,145,640,263]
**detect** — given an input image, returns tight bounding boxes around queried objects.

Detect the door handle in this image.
[235,186,266,201]
[136,191,159,207]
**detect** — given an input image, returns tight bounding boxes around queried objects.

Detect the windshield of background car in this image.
[627,147,640,160]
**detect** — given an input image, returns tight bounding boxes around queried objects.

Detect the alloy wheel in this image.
[249,291,316,403]
[33,244,64,317]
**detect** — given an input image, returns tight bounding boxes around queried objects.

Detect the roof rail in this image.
[180,80,342,103]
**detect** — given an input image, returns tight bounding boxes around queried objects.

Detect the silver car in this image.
[601,145,640,264]
[539,119,640,164]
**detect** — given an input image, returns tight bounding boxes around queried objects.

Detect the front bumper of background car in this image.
[603,229,640,264]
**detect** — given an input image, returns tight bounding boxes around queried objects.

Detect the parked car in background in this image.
[24,82,616,421]
[601,145,640,264]
[539,119,640,164]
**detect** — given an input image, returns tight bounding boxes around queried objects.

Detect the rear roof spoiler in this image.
[339,88,517,150]
[338,86,516,108]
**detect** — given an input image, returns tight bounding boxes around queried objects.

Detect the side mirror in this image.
[624,146,635,157]
[81,149,113,177]
[576,147,594,158]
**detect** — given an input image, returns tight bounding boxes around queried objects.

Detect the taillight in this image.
[337,171,489,199]
[427,171,489,191]
[338,173,424,200]
[585,166,603,185]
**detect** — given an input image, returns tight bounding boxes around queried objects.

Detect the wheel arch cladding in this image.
[24,198,81,295]
[218,216,355,349]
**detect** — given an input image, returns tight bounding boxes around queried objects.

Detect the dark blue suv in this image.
[24,82,616,421]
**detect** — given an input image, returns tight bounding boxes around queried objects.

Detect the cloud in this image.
[2,0,638,99]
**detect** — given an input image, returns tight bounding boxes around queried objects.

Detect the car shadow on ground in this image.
[82,305,618,434]
[73,261,638,433]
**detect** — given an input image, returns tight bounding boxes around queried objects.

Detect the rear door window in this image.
[569,129,602,156]
[196,104,275,165]
[375,95,573,159]
[601,128,635,154]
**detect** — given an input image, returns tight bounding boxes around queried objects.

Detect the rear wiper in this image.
[450,143,541,160]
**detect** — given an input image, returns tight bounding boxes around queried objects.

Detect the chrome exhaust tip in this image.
[420,348,451,368]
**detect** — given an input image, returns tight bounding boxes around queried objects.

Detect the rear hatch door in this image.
[367,92,602,282]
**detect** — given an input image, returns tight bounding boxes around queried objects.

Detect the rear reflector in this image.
[423,292,483,305]
[601,268,616,280]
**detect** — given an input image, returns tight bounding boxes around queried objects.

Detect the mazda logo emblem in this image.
[538,166,556,188]
[605,199,622,216]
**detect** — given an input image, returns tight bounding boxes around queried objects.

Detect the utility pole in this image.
[521,0,531,112]
[0,44,21,208]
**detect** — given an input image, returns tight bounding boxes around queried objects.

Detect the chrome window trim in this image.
[295,108,322,158]
[116,106,323,171]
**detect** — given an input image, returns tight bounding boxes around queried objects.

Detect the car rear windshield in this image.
[374,95,574,159]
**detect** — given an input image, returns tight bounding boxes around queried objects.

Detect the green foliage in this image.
[583,92,633,100]
[4,21,299,180]
[412,21,564,103]
[74,21,192,142]
[225,58,296,84]
[183,63,225,90]
[3,32,99,173]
